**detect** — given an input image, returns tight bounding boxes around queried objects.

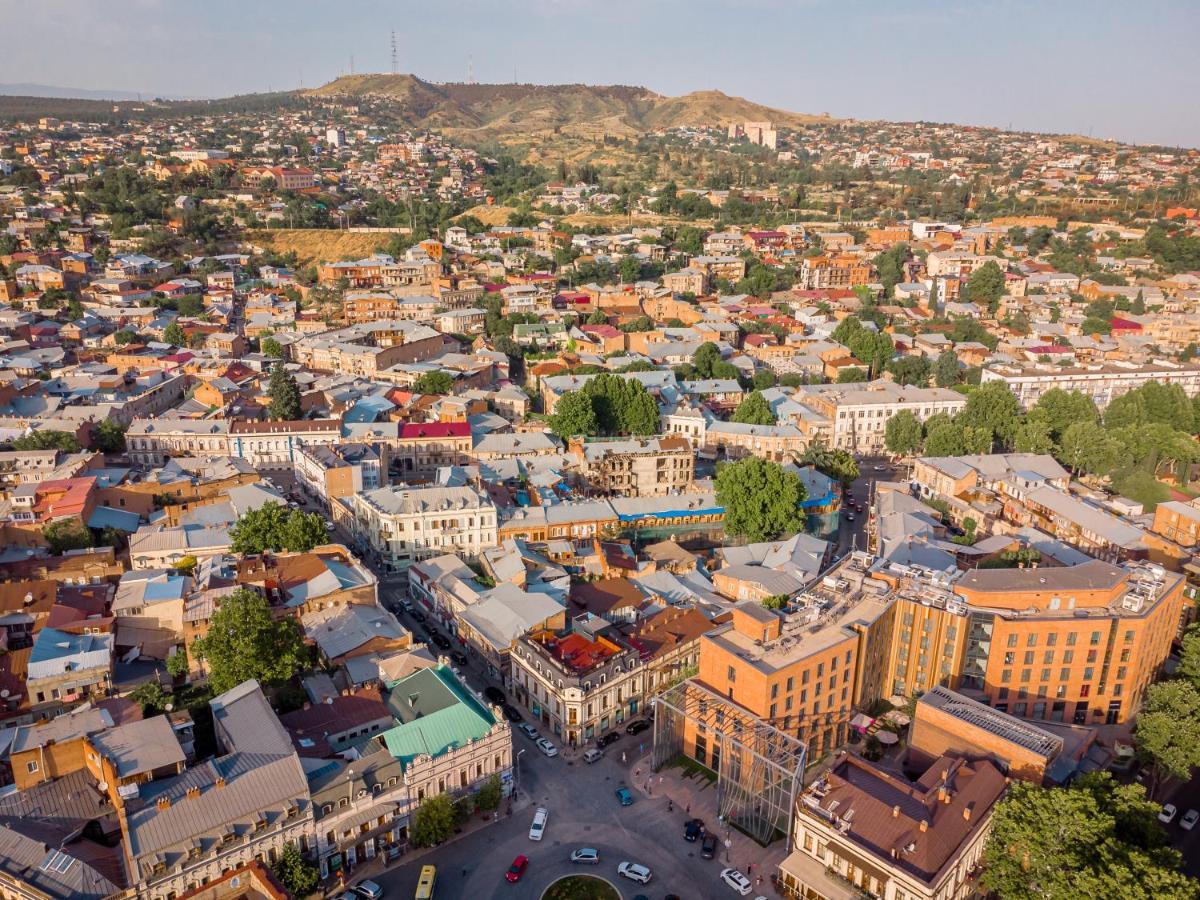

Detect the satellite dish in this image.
[164,702,174,712]
[98,781,109,792]
[0,689,9,698]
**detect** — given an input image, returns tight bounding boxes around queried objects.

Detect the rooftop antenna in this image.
[391,30,398,75]
[468,55,475,85]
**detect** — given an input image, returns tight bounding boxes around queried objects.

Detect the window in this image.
[1007,634,1018,648]
[727,666,736,683]
[26,760,38,774]
[1026,633,1037,647]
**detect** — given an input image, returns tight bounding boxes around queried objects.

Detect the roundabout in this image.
[541,873,622,900]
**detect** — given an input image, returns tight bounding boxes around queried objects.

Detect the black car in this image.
[625,719,651,736]
[411,610,426,624]
[502,704,523,723]
[450,651,468,667]
[484,686,506,705]
[700,833,717,859]
[431,633,452,650]
[684,818,705,842]
[597,732,620,748]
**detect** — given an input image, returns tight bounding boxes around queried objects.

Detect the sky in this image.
[1,0,1197,148]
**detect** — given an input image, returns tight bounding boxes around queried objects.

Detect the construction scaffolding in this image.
[652,679,807,846]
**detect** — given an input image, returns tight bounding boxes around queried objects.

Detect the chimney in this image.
[186,786,201,800]
[892,804,900,818]
[215,776,226,789]
[919,820,928,833]
[156,797,171,810]
[963,804,973,822]
[938,786,951,803]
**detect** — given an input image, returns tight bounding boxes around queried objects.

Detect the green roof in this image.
[380,666,496,766]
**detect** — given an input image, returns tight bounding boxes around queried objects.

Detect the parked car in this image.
[720,867,754,895]
[1160,803,1178,824]
[536,737,559,758]
[501,704,522,723]
[684,818,705,841]
[625,719,651,735]
[846,512,856,522]
[505,854,528,883]
[701,833,718,859]
[1181,808,1200,830]
[350,882,383,900]
[484,686,506,704]
[450,651,468,667]
[431,633,452,650]
[570,848,600,865]
[615,787,634,806]
[399,599,413,613]
[617,862,652,884]
[583,748,604,764]
[518,723,540,741]
[597,732,621,747]
[528,807,549,841]
[411,611,426,624]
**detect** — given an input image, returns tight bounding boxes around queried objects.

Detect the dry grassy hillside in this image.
[245,229,394,265]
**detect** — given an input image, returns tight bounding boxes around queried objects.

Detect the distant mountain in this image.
[0,83,192,102]
[305,74,834,138]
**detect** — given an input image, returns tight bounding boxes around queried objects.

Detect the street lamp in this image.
[514,749,526,794]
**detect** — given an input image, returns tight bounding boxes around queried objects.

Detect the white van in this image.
[528,806,549,841]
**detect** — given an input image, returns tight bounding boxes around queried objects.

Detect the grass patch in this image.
[662,753,717,787]
[541,874,620,900]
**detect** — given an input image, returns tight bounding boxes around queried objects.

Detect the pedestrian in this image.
[686,803,690,815]
[622,751,627,764]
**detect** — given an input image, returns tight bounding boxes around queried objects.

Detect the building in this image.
[510,615,648,747]
[291,321,444,377]
[797,382,967,454]
[341,485,498,575]
[981,361,1200,410]
[393,422,472,482]
[777,752,1006,900]
[568,436,694,497]
[295,441,384,507]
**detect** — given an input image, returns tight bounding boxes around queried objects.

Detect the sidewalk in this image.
[322,786,534,897]
[627,752,788,897]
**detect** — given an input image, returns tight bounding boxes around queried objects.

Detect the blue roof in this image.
[87,506,141,533]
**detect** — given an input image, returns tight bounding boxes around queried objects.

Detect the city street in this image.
[836,454,906,557]
[371,585,785,899]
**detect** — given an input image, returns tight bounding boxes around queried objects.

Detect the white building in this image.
[797,381,967,454]
[981,361,1200,410]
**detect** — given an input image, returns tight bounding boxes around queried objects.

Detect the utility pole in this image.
[391,30,398,75]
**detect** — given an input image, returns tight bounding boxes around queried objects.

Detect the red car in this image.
[506,854,529,883]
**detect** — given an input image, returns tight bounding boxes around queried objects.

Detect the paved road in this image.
[836,455,906,557]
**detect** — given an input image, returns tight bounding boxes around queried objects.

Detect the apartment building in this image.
[568,436,694,497]
[1152,500,1200,548]
[510,615,648,746]
[393,421,472,482]
[291,321,444,377]
[951,559,1186,725]
[797,382,967,454]
[127,419,233,467]
[981,361,1200,410]
[798,254,873,290]
[341,485,497,575]
[924,252,1004,278]
[778,752,1005,900]
[691,254,747,283]
[230,419,343,472]
[295,441,384,506]
[703,420,807,461]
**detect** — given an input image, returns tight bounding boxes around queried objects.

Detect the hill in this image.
[305,74,833,139]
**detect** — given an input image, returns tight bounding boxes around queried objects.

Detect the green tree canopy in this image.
[800,442,860,486]
[957,382,1021,449]
[692,342,724,379]
[11,430,81,452]
[1026,388,1099,446]
[229,502,329,555]
[887,354,931,386]
[190,587,309,694]
[580,373,659,436]
[1105,382,1196,433]
[966,259,1006,313]
[715,457,807,543]
[933,349,960,387]
[413,371,454,395]
[1178,623,1200,691]
[1060,420,1123,476]
[836,366,868,383]
[272,843,319,898]
[91,419,127,454]
[260,336,284,358]
[982,773,1195,900]
[163,321,186,347]
[410,793,457,847]
[731,390,776,425]
[267,363,302,420]
[884,410,923,456]
[1135,679,1200,791]
[43,519,94,554]
[549,390,599,439]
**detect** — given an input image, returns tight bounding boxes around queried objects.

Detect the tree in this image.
[966,260,1005,313]
[884,410,923,457]
[43,519,93,554]
[619,255,642,283]
[923,420,970,457]
[1026,389,1099,445]
[229,503,329,555]
[692,342,723,379]
[586,309,608,326]
[836,366,868,383]
[477,773,503,812]
[752,369,776,390]
[761,594,790,610]
[831,315,865,348]
[887,354,931,387]
[11,430,80,452]
[582,373,659,436]
[1013,417,1056,454]
[267,363,301,420]
[413,371,454,395]
[933,350,960,387]
[715,458,807,543]
[550,390,599,439]
[410,793,457,847]
[1060,421,1122,476]
[800,442,860,486]
[732,391,775,425]
[190,587,309,694]
[129,680,168,715]
[982,773,1195,900]
[1136,680,1200,792]
[91,419,127,454]
[1179,624,1200,691]
[260,336,284,358]
[272,843,319,898]
[957,382,1021,449]
[166,649,190,680]
[163,322,186,346]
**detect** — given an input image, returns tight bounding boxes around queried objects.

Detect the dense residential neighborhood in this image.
[0,38,1200,900]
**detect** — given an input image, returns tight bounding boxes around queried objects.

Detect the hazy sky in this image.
[2,0,1197,147]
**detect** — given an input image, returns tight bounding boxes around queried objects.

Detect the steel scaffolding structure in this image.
[651,679,807,846]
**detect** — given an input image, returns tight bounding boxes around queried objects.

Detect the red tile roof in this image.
[398,421,471,439]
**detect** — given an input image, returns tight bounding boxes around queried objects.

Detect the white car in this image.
[583,748,604,764]
[1159,803,1178,824]
[617,861,652,884]
[518,723,541,741]
[570,847,600,864]
[1181,808,1200,830]
[528,806,549,841]
[536,737,559,758]
[721,867,754,896]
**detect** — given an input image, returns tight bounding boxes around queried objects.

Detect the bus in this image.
[414,864,437,900]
